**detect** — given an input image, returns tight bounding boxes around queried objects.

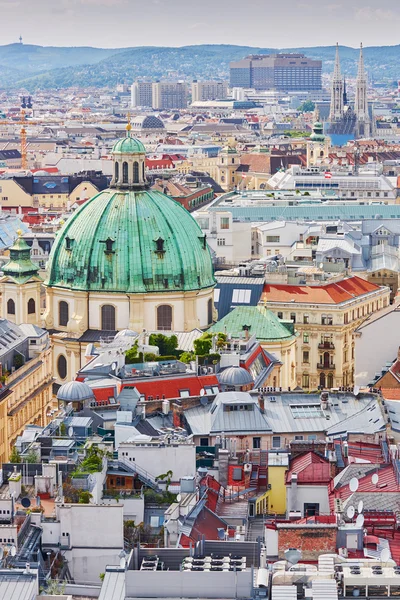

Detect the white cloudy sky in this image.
[1,0,400,47]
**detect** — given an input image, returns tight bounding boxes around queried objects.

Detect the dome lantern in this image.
[110,123,147,190]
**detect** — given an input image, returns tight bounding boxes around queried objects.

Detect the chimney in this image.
[290,472,298,512]
[259,395,265,413]
[172,402,182,428]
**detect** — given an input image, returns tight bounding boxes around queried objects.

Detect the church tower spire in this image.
[354,42,370,137]
[329,43,344,122]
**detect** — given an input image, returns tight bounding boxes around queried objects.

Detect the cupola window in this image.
[65,237,74,251]
[27,298,36,314]
[133,161,139,184]
[122,162,128,184]
[7,298,15,315]
[57,355,67,380]
[115,162,119,182]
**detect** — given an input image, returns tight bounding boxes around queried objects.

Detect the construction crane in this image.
[0,96,33,170]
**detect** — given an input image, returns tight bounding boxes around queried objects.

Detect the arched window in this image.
[57,355,67,380]
[157,305,172,331]
[7,298,15,315]
[101,305,116,330]
[133,161,139,184]
[122,162,128,184]
[59,301,69,327]
[208,298,213,325]
[142,162,145,180]
[327,373,334,389]
[115,162,119,182]
[27,298,35,314]
[320,372,326,388]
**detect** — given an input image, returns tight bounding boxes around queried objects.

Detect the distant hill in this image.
[0,43,399,91]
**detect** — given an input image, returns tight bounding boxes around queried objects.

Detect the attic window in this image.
[242,324,251,331]
[198,234,207,250]
[44,182,57,189]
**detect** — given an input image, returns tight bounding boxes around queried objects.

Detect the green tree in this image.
[179,351,194,364]
[78,490,92,504]
[125,341,139,363]
[9,446,21,463]
[193,333,213,356]
[26,449,39,463]
[297,100,315,112]
[149,333,178,356]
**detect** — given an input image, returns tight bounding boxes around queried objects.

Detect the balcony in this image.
[317,363,335,370]
[318,342,335,350]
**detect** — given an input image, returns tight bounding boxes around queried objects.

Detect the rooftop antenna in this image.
[19,35,23,44]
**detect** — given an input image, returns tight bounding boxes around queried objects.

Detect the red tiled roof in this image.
[121,374,219,400]
[331,465,400,510]
[381,388,400,400]
[263,276,381,305]
[347,442,385,464]
[286,452,331,484]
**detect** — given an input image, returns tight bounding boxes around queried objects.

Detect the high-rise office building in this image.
[152,82,188,110]
[230,54,322,91]
[131,81,153,108]
[191,80,228,102]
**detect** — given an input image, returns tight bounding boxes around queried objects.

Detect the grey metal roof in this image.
[98,568,125,600]
[325,399,385,437]
[0,572,37,600]
[185,391,272,435]
[57,380,95,402]
[218,366,254,386]
[64,416,93,428]
[342,491,400,513]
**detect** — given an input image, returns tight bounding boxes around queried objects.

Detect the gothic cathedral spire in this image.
[355,43,370,137]
[329,43,344,122]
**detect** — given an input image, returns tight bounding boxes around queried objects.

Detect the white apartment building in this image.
[194,209,252,265]
[152,82,188,110]
[191,80,228,103]
[131,81,153,108]
[268,164,397,202]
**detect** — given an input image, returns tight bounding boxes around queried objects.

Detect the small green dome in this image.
[310,121,325,142]
[112,135,146,155]
[46,189,215,294]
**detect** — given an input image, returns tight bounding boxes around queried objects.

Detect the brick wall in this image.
[278,524,337,560]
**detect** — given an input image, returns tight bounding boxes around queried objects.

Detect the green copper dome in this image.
[310,121,325,142]
[112,135,146,154]
[45,188,215,294]
[1,235,40,284]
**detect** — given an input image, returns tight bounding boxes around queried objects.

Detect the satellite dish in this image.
[347,505,355,519]
[319,263,324,270]
[0,548,3,560]
[200,389,205,397]
[10,546,16,557]
[380,548,391,563]
[119,557,126,569]
[112,362,117,371]
[68,426,74,438]
[356,514,364,528]
[349,478,359,492]
[357,500,364,514]
[176,494,182,502]
[372,473,379,485]
[354,385,360,396]
[21,497,31,509]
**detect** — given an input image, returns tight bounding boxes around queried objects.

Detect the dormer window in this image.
[100,237,115,254]
[154,237,165,255]
[65,237,74,250]
[198,234,207,250]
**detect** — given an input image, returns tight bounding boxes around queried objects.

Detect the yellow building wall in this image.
[256,465,287,515]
